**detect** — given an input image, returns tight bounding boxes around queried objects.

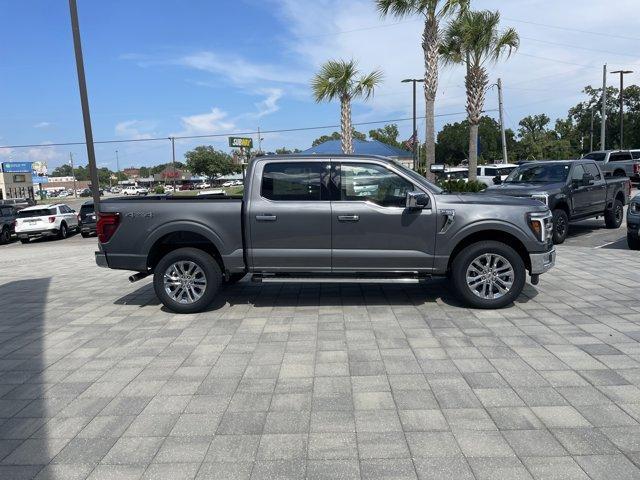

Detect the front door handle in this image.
[337,215,359,222]
[256,214,277,222]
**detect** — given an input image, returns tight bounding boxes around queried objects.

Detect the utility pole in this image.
[401,78,424,170]
[600,64,607,150]
[611,69,633,149]
[497,78,508,164]
[115,149,120,176]
[257,127,263,154]
[69,152,77,198]
[170,137,177,190]
[68,0,100,210]
[590,107,595,152]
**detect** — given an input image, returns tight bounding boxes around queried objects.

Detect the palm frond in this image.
[354,69,385,100]
[376,0,417,18]
[311,60,383,103]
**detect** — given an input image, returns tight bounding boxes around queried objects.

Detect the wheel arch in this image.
[447,229,531,273]
[146,229,225,273]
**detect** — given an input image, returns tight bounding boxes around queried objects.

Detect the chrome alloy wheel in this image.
[163,261,207,304]
[465,253,515,300]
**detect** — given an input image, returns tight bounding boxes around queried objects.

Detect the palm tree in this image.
[440,10,519,180]
[376,0,469,177]
[312,60,383,154]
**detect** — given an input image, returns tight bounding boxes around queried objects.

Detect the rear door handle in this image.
[337,215,359,222]
[256,214,277,221]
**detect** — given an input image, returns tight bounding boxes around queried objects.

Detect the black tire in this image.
[58,223,68,240]
[153,247,222,314]
[81,232,91,238]
[628,233,640,251]
[451,240,526,309]
[613,169,626,177]
[605,199,624,229]
[552,209,569,244]
[0,227,10,245]
[225,272,246,284]
[20,239,30,244]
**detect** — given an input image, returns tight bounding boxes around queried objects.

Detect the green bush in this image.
[437,179,487,193]
[154,185,165,194]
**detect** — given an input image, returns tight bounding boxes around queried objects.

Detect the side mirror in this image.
[582,173,594,186]
[406,191,429,209]
[492,175,502,185]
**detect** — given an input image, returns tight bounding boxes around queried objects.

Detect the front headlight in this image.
[530,193,549,206]
[528,212,551,242]
[631,202,640,214]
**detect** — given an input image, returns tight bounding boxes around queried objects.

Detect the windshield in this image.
[392,161,444,194]
[505,164,570,183]
[583,152,606,161]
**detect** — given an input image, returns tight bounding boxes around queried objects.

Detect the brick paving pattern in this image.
[1,238,640,479]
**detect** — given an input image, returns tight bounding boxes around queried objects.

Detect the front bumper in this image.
[530,248,556,275]
[95,252,108,268]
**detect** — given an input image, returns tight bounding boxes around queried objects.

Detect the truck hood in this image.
[485,182,565,196]
[443,193,548,210]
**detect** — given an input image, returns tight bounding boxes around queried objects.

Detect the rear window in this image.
[632,151,640,159]
[261,162,325,201]
[80,205,94,215]
[18,208,55,218]
[610,152,632,162]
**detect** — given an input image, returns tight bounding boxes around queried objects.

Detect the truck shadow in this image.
[0,278,52,477]
[114,277,539,311]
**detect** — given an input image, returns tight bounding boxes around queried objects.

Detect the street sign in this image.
[229,137,253,149]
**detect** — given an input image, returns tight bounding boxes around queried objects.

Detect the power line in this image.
[520,36,639,58]
[0,110,491,150]
[504,17,640,42]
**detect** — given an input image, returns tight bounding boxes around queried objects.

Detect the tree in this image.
[312,59,383,154]
[368,124,402,148]
[436,116,511,164]
[440,9,519,180]
[185,146,237,180]
[275,147,302,154]
[150,161,185,175]
[312,130,366,147]
[377,0,469,178]
[51,164,73,177]
[139,166,150,178]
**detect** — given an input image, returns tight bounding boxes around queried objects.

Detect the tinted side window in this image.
[484,168,497,176]
[632,151,640,159]
[261,162,325,201]
[610,152,632,161]
[340,163,413,207]
[584,163,602,180]
[584,153,606,161]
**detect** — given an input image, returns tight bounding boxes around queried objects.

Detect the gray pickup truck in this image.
[582,150,640,182]
[96,155,556,313]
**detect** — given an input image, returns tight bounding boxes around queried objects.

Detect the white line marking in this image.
[595,241,616,249]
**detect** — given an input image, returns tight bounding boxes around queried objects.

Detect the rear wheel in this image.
[153,247,222,314]
[613,169,626,177]
[552,209,569,244]
[0,227,10,245]
[20,238,30,244]
[58,223,68,240]
[605,199,624,229]
[451,241,526,309]
[628,233,640,250]
[81,232,91,238]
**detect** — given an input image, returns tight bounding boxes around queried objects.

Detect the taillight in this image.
[634,164,640,175]
[97,212,120,243]
[48,216,56,223]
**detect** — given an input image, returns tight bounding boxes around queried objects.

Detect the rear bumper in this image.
[95,252,108,268]
[530,248,556,275]
[17,228,57,239]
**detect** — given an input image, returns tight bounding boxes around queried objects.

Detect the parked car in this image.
[222,181,234,187]
[197,188,225,196]
[111,186,122,194]
[0,198,36,211]
[180,184,194,191]
[196,182,211,189]
[582,150,640,182]
[486,160,630,244]
[628,194,640,250]
[15,204,79,243]
[0,205,17,244]
[78,201,97,238]
[122,186,149,196]
[431,165,469,181]
[96,154,556,313]
[476,164,518,187]
[79,188,92,197]
[164,185,175,193]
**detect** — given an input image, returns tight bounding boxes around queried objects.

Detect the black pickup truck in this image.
[486,160,631,244]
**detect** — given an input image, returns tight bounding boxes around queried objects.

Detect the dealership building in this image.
[0,162,36,200]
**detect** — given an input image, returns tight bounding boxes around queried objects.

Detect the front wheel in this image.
[153,247,222,314]
[605,199,624,229]
[58,223,68,240]
[628,233,640,250]
[451,241,526,309]
[552,209,569,244]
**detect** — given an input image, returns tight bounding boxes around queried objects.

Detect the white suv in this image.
[122,186,149,195]
[476,164,518,187]
[15,204,79,243]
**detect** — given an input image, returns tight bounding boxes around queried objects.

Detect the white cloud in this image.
[33,122,51,129]
[115,119,157,139]
[172,107,235,137]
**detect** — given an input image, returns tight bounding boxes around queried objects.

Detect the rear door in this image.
[331,160,437,272]
[248,160,332,272]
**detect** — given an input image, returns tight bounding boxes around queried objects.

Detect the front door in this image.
[569,164,590,217]
[331,161,437,272]
[248,160,332,272]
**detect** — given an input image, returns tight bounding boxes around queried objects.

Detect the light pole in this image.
[611,70,633,149]
[402,78,424,171]
[68,0,100,210]
[170,137,177,191]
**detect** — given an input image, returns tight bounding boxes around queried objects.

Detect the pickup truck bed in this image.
[96,154,556,313]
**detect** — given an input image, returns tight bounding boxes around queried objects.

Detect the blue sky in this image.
[1,0,639,172]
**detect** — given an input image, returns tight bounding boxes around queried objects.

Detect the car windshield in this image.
[505,164,570,183]
[392,161,444,194]
[583,152,606,161]
[18,208,55,218]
